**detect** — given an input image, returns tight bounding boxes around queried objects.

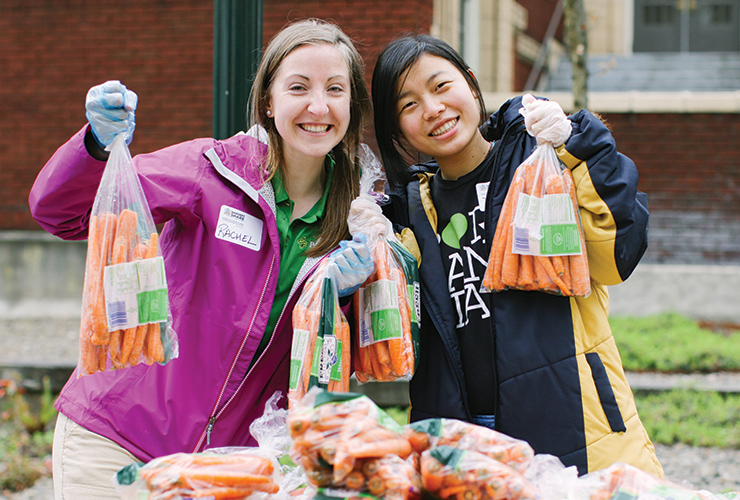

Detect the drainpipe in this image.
[524,0,564,92]
[213,0,263,139]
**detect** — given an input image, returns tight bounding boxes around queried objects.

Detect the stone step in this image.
[3,361,739,408]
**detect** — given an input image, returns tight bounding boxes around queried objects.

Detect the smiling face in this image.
[396,54,490,179]
[266,43,351,169]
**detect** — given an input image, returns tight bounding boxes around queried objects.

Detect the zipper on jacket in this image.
[192,253,276,452]
[206,256,324,423]
[192,254,324,452]
[206,416,216,446]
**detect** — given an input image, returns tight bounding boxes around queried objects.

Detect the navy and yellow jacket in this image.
[382,96,663,477]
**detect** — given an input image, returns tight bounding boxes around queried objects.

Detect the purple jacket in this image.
[29,125,327,462]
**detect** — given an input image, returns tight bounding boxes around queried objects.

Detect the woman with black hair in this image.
[366,33,662,477]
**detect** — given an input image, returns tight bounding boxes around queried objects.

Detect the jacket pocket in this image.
[585,352,627,433]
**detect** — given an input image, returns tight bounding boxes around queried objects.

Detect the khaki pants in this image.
[52,412,138,500]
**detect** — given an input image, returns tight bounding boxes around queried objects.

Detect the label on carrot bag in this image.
[512,193,581,256]
[103,256,169,331]
[357,280,402,347]
[310,336,342,384]
[289,328,310,390]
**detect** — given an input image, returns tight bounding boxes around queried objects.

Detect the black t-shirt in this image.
[430,148,497,415]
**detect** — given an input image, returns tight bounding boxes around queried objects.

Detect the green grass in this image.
[610,312,740,373]
[609,313,740,447]
[384,391,740,449]
[635,390,740,448]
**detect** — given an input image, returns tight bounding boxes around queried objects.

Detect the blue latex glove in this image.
[85,80,138,147]
[329,233,375,298]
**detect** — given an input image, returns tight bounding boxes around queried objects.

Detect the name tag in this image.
[215,205,263,251]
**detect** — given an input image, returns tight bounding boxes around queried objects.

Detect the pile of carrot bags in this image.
[78,134,177,376]
[288,146,420,408]
[116,387,739,500]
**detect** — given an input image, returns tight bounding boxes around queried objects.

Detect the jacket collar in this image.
[205,132,269,203]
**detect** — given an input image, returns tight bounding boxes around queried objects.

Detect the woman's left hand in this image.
[521,93,571,146]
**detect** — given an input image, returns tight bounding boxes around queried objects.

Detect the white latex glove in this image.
[85,80,138,147]
[328,234,375,297]
[347,196,393,241]
[521,93,571,146]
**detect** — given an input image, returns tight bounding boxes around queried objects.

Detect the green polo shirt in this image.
[252,158,335,365]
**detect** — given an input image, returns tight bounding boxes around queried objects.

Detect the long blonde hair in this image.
[249,19,371,257]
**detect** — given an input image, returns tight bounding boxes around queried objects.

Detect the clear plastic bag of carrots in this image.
[78,134,177,376]
[115,447,281,500]
[349,148,420,383]
[420,445,538,500]
[578,462,705,500]
[312,454,422,500]
[482,142,590,297]
[352,238,419,383]
[288,387,416,492]
[403,418,534,473]
[288,260,351,409]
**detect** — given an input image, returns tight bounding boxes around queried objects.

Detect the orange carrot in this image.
[483,173,523,292]
[187,486,273,498]
[145,232,159,259]
[343,470,366,490]
[501,226,519,288]
[127,323,148,365]
[88,213,117,345]
[144,322,165,365]
[132,241,147,260]
[438,485,470,499]
[120,325,137,365]
[178,470,275,489]
[109,330,124,369]
[78,312,100,375]
[390,267,412,377]
[111,209,138,264]
[551,255,566,277]
[337,309,351,391]
[370,343,393,381]
[349,438,412,459]
[301,308,320,396]
[561,256,573,291]
[107,211,138,368]
[517,255,535,290]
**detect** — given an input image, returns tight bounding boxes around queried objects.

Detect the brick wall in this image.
[603,113,740,213]
[2,0,214,230]
[1,0,432,231]
[604,113,740,264]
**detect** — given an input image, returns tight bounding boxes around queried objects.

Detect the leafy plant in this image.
[610,313,740,373]
[0,376,56,492]
[635,390,740,448]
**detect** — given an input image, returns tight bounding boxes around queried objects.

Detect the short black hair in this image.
[371,34,487,190]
